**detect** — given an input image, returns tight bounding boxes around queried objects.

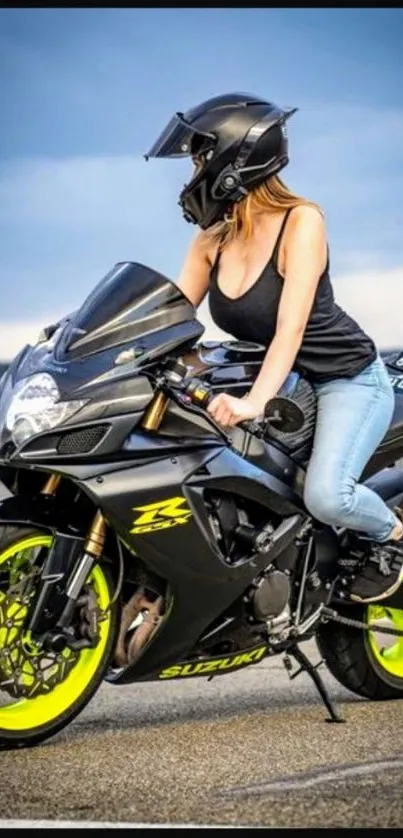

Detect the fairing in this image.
[0,263,205,457]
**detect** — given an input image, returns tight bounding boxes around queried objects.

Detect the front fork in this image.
[28,474,107,652]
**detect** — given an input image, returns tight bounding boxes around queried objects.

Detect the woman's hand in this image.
[206,392,265,428]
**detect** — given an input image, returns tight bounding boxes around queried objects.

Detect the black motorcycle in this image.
[1,261,403,750]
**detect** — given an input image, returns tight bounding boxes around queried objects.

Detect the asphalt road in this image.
[1,638,403,829]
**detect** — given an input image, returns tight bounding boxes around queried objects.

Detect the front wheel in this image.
[316,603,403,699]
[0,526,119,749]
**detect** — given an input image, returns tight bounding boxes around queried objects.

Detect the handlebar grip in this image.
[184,379,259,436]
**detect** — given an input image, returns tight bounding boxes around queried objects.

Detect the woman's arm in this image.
[176,231,212,307]
[207,205,328,427]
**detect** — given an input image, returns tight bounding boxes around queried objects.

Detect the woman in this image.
[145,91,403,604]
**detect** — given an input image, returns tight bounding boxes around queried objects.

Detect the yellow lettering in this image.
[180,664,198,676]
[131,496,193,534]
[132,497,192,526]
[253,647,267,662]
[158,665,183,679]
[130,520,180,534]
[158,646,267,681]
[218,657,237,670]
[201,660,221,674]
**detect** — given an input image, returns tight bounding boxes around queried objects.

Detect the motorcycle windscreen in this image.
[60,261,204,361]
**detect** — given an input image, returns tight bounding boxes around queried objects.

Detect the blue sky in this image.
[0,7,402,359]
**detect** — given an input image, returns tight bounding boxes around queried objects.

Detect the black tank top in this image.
[208,209,377,383]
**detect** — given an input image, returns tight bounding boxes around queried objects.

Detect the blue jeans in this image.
[303,355,397,542]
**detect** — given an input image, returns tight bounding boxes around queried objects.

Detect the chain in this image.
[322,606,403,637]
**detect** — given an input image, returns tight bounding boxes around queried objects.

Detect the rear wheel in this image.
[316,603,403,699]
[0,526,118,749]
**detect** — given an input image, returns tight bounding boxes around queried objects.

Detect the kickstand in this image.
[283,644,346,724]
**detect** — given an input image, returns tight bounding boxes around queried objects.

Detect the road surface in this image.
[1,638,402,829]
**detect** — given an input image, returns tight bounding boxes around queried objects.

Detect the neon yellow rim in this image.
[0,534,112,732]
[367,604,403,679]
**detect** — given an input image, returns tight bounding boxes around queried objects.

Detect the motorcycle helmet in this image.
[144,92,297,229]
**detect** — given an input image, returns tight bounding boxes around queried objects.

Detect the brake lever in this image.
[237,418,265,437]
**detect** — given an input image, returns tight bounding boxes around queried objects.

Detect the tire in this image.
[316,602,403,700]
[0,525,119,749]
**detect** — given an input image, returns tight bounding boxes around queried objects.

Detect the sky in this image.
[0,7,403,361]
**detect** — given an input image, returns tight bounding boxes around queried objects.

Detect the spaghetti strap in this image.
[209,235,224,282]
[271,208,293,272]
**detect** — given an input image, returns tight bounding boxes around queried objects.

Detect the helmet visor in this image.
[144,113,216,160]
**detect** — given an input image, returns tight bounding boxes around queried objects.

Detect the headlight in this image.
[5,373,87,447]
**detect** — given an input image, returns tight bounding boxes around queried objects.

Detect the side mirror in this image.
[264,396,306,434]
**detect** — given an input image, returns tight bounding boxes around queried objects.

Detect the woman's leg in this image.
[303,356,403,603]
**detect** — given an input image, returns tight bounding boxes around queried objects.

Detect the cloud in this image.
[0,264,401,363]
[0,320,49,361]
[285,105,403,266]
[0,155,184,228]
[2,104,402,229]
[0,154,193,320]
[0,298,229,362]
[333,265,403,348]
[1,105,403,354]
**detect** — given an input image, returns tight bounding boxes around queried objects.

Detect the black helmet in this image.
[144,92,297,230]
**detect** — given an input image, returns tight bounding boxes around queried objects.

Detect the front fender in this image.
[0,493,87,537]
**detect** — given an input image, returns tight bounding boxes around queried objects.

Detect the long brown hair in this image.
[205,174,323,249]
